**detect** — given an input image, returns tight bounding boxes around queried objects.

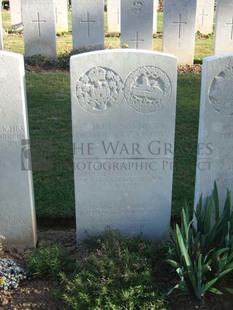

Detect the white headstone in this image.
[195,0,214,34]
[55,0,68,33]
[10,0,22,28]
[214,0,233,55]
[0,51,37,247]
[0,4,3,50]
[163,0,197,65]
[121,0,154,50]
[153,0,158,34]
[72,0,104,50]
[71,49,177,241]
[22,0,57,58]
[107,0,120,33]
[194,53,233,208]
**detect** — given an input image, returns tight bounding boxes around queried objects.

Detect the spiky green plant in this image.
[167,183,233,300]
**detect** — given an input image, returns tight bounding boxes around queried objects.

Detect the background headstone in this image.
[0,51,37,247]
[71,49,177,241]
[214,0,233,55]
[194,53,233,208]
[10,0,22,30]
[121,0,154,50]
[107,0,120,33]
[153,0,158,34]
[0,3,3,50]
[163,0,197,65]
[22,0,57,58]
[196,0,214,34]
[55,0,68,33]
[72,0,104,50]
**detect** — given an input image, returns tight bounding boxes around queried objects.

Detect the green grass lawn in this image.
[2,10,203,219]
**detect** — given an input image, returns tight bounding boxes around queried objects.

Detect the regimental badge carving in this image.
[76,67,124,113]
[209,68,233,115]
[131,0,145,15]
[124,66,172,113]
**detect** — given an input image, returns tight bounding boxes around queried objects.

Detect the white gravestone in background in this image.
[22,0,57,58]
[10,0,22,28]
[153,0,158,34]
[0,51,37,247]
[55,0,68,33]
[0,5,3,50]
[107,0,120,33]
[163,0,197,65]
[71,49,177,241]
[214,0,233,55]
[194,53,233,208]
[121,0,154,50]
[196,0,214,34]
[72,0,104,50]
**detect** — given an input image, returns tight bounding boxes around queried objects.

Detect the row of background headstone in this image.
[2,48,233,246]
[1,0,232,64]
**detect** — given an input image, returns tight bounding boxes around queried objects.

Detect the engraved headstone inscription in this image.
[10,0,22,29]
[196,0,214,34]
[214,0,233,55]
[71,49,177,241]
[194,54,233,208]
[0,51,37,247]
[107,0,120,33]
[55,0,68,33]
[163,0,197,65]
[72,0,104,50]
[22,0,57,58]
[121,0,154,50]
[0,5,3,50]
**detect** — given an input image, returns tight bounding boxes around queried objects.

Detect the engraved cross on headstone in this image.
[198,9,208,25]
[226,17,233,40]
[130,32,144,49]
[55,7,62,24]
[172,14,187,39]
[80,13,95,38]
[31,12,46,38]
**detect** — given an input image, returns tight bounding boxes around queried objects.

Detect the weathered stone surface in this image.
[153,0,158,33]
[214,0,233,55]
[55,0,68,33]
[196,0,214,34]
[194,53,233,208]
[0,51,37,247]
[163,0,197,65]
[121,0,154,50]
[71,49,177,241]
[22,0,57,58]
[72,0,104,50]
[10,0,22,28]
[107,0,120,33]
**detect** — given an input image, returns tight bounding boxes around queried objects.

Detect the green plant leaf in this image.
[208,287,223,295]
[225,287,233,294]
[176,225,192,268]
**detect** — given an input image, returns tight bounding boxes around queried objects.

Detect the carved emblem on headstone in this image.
[76,67,124,113]
[124,66,172,113]
[209,67,233,115]
[131,0,145,15]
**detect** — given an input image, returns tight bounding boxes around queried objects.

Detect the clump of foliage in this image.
[61,230,167,310]
[24,45,104,71]
[167,182,233,301]
[27,241,74,280]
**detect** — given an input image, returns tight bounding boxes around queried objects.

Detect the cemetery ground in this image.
[2,10,233,310]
